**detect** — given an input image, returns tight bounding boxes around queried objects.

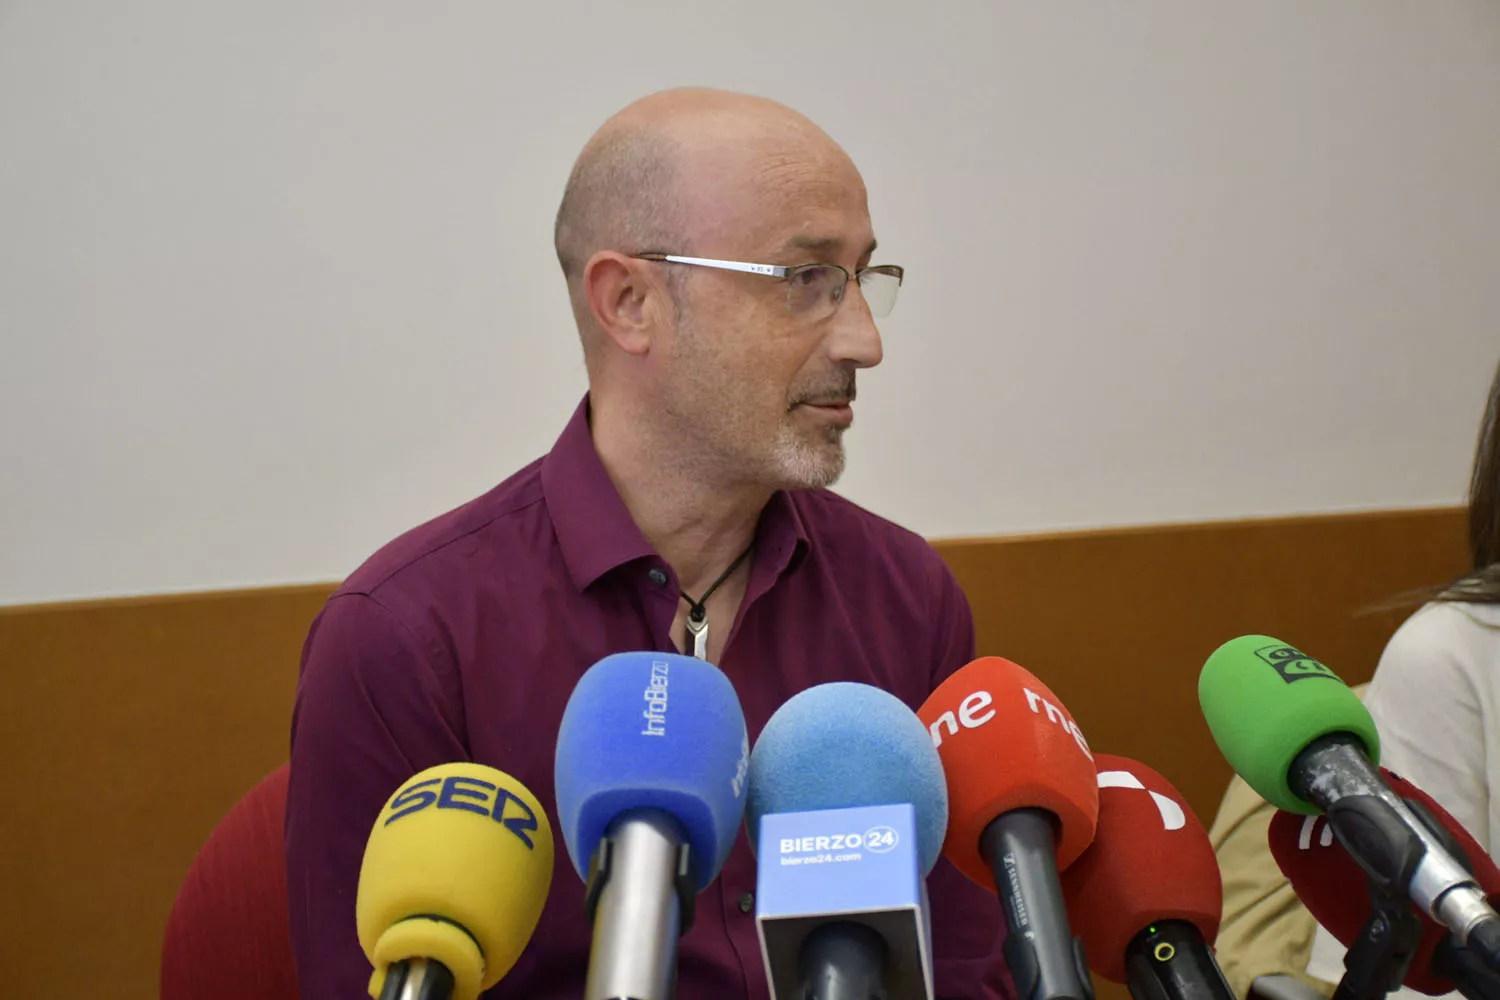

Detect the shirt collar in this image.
[541,394,811,592]
[756,488,811,581]
[541,395,655,591]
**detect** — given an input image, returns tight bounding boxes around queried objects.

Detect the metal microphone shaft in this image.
[1291,736,1497,956]
[585,809,688,1000]
[379,958,455,1000]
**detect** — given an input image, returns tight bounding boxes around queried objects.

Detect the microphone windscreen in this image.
[356,762,554,999]
[917,657,1098,887]
[554,652,748,891]
[1268,768,1500,995]
[745,681,948,875]
[1199,635,1381,814]
[1059,754,1222,984]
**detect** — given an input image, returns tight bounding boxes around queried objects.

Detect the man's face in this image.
[656,143,885,491]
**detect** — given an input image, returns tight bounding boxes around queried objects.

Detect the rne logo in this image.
[1024,688,1092,758]
[927,689,997,746]
[926,685,1091,760]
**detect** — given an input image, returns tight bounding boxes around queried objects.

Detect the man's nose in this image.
[827,282,884,370]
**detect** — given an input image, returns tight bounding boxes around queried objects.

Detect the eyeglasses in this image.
[632,253,905,321]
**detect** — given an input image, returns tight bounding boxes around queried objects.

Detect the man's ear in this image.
[582,252,669,357]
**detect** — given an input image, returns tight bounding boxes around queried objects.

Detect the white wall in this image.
[3,1,1498,606]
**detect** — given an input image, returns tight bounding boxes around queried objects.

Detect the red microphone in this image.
[918,657,1098,1000]
[1268,769,1500,997]
[1059,754,1231,1000]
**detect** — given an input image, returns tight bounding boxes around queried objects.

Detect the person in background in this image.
[1304,358,1500,989]
[1362,355,1500,858]
[1210,356,1500,999]
[283,88,1008,999]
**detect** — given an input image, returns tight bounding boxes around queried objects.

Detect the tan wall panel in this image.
[933,507,1469,825]
[0,507,1468,998]
[0,585,334,996]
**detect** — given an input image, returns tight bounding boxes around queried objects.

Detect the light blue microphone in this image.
[555,652,749,1000]
[747,682,950,1000]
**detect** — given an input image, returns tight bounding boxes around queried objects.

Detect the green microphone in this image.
[1198,635,1378,814]
[1199,635,1500,972]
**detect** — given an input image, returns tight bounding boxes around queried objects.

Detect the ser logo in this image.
[384,774,541,850]
[1255,644,1338,685]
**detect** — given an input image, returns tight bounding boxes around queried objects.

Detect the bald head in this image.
[553,89,860,290]
[553,90,885,495]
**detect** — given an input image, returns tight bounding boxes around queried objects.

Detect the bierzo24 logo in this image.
[1255,643,1338,684]
[777,824,900,866]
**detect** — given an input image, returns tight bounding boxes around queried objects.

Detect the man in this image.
[285,88,1008,998]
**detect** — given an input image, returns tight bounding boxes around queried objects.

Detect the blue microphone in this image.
[555,652,749,1000]
[747,682,949,1000]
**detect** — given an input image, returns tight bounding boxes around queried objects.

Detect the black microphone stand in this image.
[1330,888,1421,1000]
[1331,793,1482,1000]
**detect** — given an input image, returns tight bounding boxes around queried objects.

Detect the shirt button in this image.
[738,892,754,913]
[648,568,668,586]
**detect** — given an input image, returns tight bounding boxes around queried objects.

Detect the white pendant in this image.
[685,612,708,660]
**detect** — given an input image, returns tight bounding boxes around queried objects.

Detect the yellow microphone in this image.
[356,762,554,1000]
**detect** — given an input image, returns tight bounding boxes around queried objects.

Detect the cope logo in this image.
[1294,814,1336,850]
[1098,770,1185,831]
[1255,644,1337,685]
[384,774,541,850]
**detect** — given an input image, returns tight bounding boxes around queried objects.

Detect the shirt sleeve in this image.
[284,592,470,1000]
[1207,773,1329,999]
[925,554,1015,1000]
[1363,604,1490,848]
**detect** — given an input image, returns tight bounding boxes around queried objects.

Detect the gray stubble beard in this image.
[770,421,846,490]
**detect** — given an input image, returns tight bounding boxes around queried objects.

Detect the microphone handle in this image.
[1123,921,1235,1000]
[981,808,1093,1000]
[585,809,689,1000]
[1289,735,1495,946]
[378,958,455,1000]
[799,921,890,1000]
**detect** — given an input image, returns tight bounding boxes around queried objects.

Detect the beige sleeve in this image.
[1208,773,1335,1000]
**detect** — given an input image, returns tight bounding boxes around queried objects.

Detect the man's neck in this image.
[591,397,769,593]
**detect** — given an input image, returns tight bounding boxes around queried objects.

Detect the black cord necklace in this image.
[680,543,754,660]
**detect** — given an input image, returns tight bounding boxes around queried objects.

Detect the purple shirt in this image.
[286,396,1010,999]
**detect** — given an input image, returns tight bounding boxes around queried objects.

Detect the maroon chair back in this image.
[161,763,299,999]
